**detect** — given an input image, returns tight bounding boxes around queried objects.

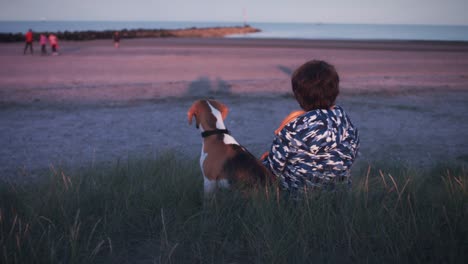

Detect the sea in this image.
[1,21,467,42]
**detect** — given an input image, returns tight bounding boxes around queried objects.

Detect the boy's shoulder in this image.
[280,109,326,135]
[281,105,352,133]
[295,107,339,124]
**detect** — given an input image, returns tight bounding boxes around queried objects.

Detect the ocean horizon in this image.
[1,20,468,42]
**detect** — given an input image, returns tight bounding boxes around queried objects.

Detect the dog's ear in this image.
[209,100,229,120]
[187,101,201,128]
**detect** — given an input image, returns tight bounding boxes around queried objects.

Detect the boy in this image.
[262,60,360,192]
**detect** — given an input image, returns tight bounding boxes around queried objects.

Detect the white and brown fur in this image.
[188,99,273,194]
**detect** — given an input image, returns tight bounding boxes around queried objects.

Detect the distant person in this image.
[113,31,120,48]
[262,60,360,193]
[24,29,34,55]
[39,34,48,55]
[48,34,59,55]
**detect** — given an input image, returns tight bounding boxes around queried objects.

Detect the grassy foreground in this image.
[1,153,467,263]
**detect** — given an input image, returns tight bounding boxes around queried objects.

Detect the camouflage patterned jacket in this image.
[262,105,360,192]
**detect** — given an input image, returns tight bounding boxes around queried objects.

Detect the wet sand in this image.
[1,38,468,179]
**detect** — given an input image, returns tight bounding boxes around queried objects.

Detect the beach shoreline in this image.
[3,36,468,48]
[1,37,467,180]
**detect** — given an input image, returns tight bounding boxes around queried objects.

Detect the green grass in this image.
[1,153,467,263]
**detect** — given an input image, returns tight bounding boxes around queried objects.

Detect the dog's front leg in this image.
[204,177,216,196]
[200,145,215,197]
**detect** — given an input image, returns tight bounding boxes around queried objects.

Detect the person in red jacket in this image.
[24,29,34,55]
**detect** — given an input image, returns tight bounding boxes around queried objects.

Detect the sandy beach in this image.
[1,38,468,180]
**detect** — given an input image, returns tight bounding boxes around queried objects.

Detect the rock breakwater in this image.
[0,25,260,42]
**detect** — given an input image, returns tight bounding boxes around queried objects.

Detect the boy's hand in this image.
[260,151,269,161]
[274,110,305,135]
[261,110,305,162]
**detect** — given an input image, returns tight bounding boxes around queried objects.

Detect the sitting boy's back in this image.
[262,60,360,192]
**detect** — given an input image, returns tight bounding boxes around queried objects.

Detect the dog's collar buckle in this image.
[201,129,230,138]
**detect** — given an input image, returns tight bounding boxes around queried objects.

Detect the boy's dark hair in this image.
[291,60,339,111]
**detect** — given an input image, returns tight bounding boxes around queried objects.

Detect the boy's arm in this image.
[262,110,305,177]
[262,130,292,178]
[274,110,305,135]
[260,110,305,160]
[261,110,305,160]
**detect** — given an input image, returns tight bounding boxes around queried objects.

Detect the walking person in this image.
[113,31,120,48]
[24,29,34,55]
[48,34,59,55]
[40,34,48,55]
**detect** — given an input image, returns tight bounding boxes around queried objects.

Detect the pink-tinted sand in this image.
[1,38,467,103]
[1,38,467,179]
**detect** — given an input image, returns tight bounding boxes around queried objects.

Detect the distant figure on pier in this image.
[39,34,48,55]
[48,34,59,55]
[113,31,120,48]
[24,29,34,55]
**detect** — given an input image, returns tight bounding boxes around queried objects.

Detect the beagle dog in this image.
[188,99,273,194]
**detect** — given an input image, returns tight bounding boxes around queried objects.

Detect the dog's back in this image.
[188,99,274,193]
[222,144,273,189]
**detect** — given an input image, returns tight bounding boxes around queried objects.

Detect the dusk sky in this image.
[1,0,467,25]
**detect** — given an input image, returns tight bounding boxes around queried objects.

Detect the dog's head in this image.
[187,99,229,130]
